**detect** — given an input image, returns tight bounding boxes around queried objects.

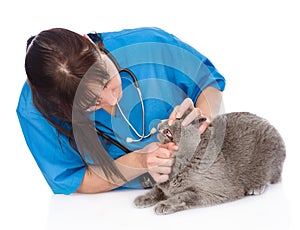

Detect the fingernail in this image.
[168,119,174,126]
[176,112,182,118]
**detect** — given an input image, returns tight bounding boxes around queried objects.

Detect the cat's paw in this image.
[246,185,267,196]
[154,201,177,215]
[133,195,158,208]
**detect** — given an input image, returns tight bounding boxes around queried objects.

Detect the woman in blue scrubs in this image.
[17,27,225,194]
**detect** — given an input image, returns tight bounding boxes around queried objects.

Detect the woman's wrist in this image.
[131,150,148,171]
[196,86,223,121]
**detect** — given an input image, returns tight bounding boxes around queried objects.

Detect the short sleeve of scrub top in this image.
[17,82,86,194]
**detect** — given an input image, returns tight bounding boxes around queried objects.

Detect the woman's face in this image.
[86,53,122,112]
[82,35,122,112]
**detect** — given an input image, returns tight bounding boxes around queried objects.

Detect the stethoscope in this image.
[88,33,157,150]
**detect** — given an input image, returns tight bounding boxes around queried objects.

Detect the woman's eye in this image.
[95,99,101,106]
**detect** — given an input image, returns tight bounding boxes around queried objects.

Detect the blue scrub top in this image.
[17,27,225,194]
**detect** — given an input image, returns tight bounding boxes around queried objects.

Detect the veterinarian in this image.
[17,27,225,194]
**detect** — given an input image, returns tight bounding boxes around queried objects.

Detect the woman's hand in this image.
[168,98,210,134]
[138,142,178,184]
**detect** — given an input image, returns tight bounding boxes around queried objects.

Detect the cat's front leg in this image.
[134,185,166,208]
[154,190,198,215]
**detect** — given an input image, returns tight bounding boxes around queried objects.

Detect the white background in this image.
[1,0,299,229]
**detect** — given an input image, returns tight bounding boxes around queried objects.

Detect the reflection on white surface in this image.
[47,184,289,230]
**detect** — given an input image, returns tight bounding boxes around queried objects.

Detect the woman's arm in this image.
[76,142,177,193]
[195,86,223,133]
[76,150,146,193]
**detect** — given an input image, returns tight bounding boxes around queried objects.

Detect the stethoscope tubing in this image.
[94,121,131,153]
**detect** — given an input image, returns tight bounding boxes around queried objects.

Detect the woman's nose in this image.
[112,88,119,99]
[102,89,119,105]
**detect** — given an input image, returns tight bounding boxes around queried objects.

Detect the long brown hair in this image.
[25,28,126,183]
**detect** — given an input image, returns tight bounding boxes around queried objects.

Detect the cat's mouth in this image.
[163,129,173,142]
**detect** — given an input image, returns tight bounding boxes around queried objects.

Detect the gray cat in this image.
[133,112,286,215]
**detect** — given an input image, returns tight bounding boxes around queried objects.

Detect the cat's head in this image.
[157,116,207,145]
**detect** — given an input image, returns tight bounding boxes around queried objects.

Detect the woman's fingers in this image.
[160,142,179,151]
[168,98,194,125]
[181,107,202,126]
[151,165,172,174]
[152,174,169,184]
[147,148,175,168]
[175,98,194,117]
[199,121,210,134]
[168,105,179,125]
[144,142,177,184]
[150,164,173,184]
[168,98,211,133]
